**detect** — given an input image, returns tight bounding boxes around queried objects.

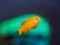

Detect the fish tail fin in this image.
[18,28,24,36]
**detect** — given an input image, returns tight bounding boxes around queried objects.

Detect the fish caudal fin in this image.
[18,28,24,36]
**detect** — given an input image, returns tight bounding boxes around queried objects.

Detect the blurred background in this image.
[0,0,60,45]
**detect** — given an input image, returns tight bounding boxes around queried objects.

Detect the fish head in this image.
[33,16,41,24]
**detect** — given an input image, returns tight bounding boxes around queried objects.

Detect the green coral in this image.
[0,14,52,37]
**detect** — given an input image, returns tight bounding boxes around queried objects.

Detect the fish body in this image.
[18,16,41,35]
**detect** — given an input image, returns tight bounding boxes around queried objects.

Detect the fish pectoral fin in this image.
[33,26,37,29]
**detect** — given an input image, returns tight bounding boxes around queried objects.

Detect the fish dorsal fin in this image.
[21,20,27,25]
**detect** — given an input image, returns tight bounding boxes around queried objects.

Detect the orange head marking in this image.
[33,16,41,24]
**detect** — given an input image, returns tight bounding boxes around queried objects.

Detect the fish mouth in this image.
[35,20,38,23]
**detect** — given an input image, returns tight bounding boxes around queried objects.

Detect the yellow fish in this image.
[18,16,41,35]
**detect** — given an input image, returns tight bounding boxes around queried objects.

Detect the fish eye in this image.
[36,18,38,20]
